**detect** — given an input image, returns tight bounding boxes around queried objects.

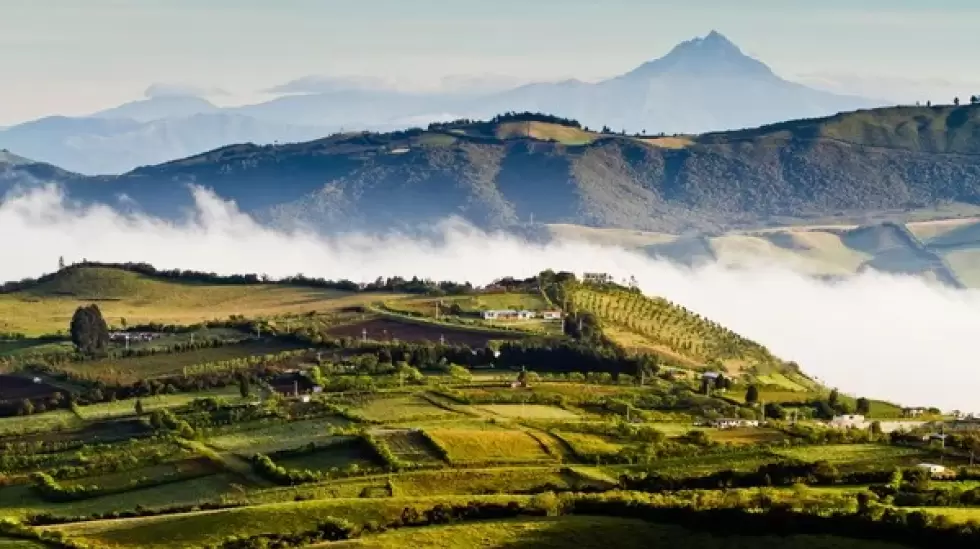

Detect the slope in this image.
[0,265,366,335]
[19,104,980,235]
[562,280,787,376]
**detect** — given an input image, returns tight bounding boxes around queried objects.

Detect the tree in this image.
[134,399,145,416]
[18,399,34,416]
[70,304,109,355]
[239,375,251,398]
[828,388,839,407]
[764,403,786,420]
[856,397,871,415]
[971,95,979,105]
[954,96,960,106]
[448,364,472,383]
[745,385,759,405]
[58,256,65,270]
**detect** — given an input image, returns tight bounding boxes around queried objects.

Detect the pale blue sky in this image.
[2,0,979,124]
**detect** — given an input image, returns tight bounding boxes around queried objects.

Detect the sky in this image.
[2,0,980,125]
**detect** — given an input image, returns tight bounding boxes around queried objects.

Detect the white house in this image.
[710,418,759,429]
[516,310,535,320]
[481,309,518,320]
[541,310,562,320]
[915,463,948,476]
[829,414,866,428]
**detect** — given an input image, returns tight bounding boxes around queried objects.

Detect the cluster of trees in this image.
[428,112,583,131]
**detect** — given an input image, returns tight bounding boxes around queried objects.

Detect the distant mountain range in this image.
[0,31,879,175]
[3,105,980,238]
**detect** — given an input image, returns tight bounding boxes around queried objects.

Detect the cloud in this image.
[264,73,532,96]
[1,184,978,412]
[793,72,980,103]
[144,83,229,99]
[264,75,395,95]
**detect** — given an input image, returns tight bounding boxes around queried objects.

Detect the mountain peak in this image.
[618,31,775,81]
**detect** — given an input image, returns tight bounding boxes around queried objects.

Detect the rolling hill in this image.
[0,265,368,336]
[9,104,979,238]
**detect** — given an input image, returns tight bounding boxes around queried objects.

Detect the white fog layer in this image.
[2,185,977,412]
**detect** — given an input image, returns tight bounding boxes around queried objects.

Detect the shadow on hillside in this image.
[494,517,904,549]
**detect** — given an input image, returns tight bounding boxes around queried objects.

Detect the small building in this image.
[540,310,562,320]
[516,310,535,320]
[829,414,866,428]
[710,418,759,429]
[583,272,612,285]
[915,463,948,476]
[481,309,518,320]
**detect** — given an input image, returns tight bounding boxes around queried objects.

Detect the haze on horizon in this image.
[1,183,978,414]
[2,0,980,125]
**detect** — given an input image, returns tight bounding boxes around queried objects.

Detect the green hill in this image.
[0,265,367,335]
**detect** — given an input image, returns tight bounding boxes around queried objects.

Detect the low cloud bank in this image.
[2,185,977,412]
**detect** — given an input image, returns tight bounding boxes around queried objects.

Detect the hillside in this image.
[22,104,980,234]
[545,216,980,288]
[0,265,368,335]
[563,281,793,378]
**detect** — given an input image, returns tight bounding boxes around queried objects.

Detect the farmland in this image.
[326,317,526,347]
[0,264,974,548]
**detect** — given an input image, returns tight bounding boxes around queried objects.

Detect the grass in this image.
[495,121,598,145]
[60,458,218,490]
[53,340,306,384]
[774,444,929,469]
[49,495,532,549]
[332,515,912,549]
[477,404,579,420]
[0,266,390,335]
[388,467,577,497]
[424,428,554,465]
[206,416,352,455]
[552,432,625,458]
[276,439,382,471]
[380,430,445,465]
[0,473,247,519]
[0,539,48,549]
[354,396,459,422]
[0,409,82,437]
[75,387,245,420]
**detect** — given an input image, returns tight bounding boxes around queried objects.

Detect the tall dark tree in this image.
[134,399,145,416]
[828,388,840,407]
[856,397,871,415]
[239,375,251,398]
[745,385,759,405]
[70,304,109,355]
[953,96,960,106]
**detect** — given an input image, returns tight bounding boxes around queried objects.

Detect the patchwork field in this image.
[51,340,308,384]
[354,396,460,422]
[477,404,579,419]
[207,416,352,454]
[424,428,554,465]
[0,263,970,548]
[326,318,523,347]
